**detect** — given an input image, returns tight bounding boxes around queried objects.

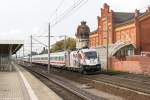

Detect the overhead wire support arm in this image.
[32,35,48,37]
[32,37,48,47]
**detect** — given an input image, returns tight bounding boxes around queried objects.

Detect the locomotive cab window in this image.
[84,51,97,59]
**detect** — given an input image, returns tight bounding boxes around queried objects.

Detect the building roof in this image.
[90,29,98,34]
[114,12,145,26]
[114,12,135,24]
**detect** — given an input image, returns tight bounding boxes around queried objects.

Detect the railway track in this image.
[85,76,150,96]
[109,73,150,85]
[23,65,106,100]
[86,74,150,94]
[21,63,150,100]
[43,66,150,100]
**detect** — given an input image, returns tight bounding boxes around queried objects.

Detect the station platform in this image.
[0,63,62,100]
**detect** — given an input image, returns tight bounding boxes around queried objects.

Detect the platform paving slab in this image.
[0,71,30,100]
[14,63,63,100]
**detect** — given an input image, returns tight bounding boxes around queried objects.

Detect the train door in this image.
[65,51,70,67]
[69,51,78,68]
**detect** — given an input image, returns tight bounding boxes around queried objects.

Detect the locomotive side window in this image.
[43,57,47,60]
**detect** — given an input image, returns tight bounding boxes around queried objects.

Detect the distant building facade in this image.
[90,3,150,54]
[76,21,90,49]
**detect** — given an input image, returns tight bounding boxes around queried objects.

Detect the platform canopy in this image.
[0,40,24,55]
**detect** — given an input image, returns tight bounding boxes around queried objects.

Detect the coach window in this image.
[50,57,52,60]
[60,57,61,61]
[62,57,64,61]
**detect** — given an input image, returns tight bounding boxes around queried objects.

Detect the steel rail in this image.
[83,76,150,97]
[24,66,105,100]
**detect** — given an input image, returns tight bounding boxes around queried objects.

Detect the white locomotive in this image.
[23,48,101,73]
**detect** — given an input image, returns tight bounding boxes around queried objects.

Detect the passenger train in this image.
[23,48,101,73]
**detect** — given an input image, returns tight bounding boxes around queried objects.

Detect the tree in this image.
[50,37,76,52]
[66,37,76,50]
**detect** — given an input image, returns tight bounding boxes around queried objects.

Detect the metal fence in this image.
[0,54,12,71]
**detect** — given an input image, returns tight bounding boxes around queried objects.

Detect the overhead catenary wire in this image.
[50,0,88,28]
[23,0,88,56]
[49,0,65,20]
[36,0,88,37]
[50,0,83,22]
[32,37,48,47]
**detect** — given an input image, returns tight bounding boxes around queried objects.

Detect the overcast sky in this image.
[0,0,149,54]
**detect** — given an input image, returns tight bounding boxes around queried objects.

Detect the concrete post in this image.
[9,45,12,71]
[23,44,24,65]
[30,35,32,67]
[64,35,66,67]
[48,23,50,73]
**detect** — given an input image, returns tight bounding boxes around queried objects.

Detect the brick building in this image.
[90,3,150,54]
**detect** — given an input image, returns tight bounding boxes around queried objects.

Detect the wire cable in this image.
[49,0,65,20]
[50,0,88,27]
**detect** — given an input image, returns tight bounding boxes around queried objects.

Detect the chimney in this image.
[148,6,150,12]
[135,9,140,17]
[103,3,110,13]
[146,7,150,13]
